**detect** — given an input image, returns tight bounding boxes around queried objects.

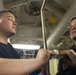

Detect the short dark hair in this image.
[71,17,76,21]
[0,9,14,18]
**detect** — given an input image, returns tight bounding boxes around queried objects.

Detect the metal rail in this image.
[41,0,50,75]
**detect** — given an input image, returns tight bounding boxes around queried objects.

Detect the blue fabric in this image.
[29,69,41,75]
[0,43,20,58]
[0,42,41,75]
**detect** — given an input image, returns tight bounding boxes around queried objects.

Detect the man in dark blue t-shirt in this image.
[0,9,54,75]
[0,9,40,75]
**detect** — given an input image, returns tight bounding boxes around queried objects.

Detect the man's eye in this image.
[7,17,13,21]
[8,18,12,20]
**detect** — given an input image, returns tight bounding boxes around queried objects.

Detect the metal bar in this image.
[41,0,50,75]
[41,0,47,49]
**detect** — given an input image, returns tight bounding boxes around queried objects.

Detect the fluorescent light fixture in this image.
[12,44,40,50]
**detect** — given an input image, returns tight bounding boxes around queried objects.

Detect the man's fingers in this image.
[48,50,55,54]
[59,51,64,55]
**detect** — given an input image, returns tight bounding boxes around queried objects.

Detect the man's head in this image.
[0,9,17,38]
[70,17,76,41]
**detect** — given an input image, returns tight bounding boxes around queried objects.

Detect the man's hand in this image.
[36,49,54,65]
[59,50,71,56]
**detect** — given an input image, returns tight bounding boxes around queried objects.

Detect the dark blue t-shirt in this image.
[0,42,41,75]
[0,42,20,58]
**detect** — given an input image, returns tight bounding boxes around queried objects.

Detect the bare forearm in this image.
[0,49,53,75]
[0,58,43,75]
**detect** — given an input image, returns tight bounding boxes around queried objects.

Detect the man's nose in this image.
[13,22,17,26]
[71,26,76,30]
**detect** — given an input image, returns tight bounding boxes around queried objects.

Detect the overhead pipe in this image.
[47,1,76,49]
[45,4,64,18]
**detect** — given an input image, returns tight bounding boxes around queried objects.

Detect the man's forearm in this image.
[0,58,43,75]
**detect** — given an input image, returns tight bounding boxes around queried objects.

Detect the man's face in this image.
[70,19,76,40]
[0,12,17,37]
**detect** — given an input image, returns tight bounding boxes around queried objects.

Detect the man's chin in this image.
[8,33,15,38]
